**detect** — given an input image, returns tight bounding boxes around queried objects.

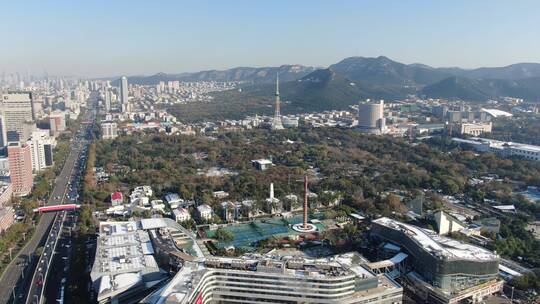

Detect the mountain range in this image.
[117,65,318,85]
[117,56,540,117]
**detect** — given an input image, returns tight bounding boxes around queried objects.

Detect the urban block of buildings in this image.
[453,137,540,161]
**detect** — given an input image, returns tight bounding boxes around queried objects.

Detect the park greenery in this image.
[86,126,540,292]
[91,127,540,211]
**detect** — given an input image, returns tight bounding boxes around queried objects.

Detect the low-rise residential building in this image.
[150,200,165,213]
[221,201,240,222]
[130,186,153,206]
[173,208,191,223]
[134,185,153,197]
[111,191,123,206]
[164,193,182,208]
[251,159,273,171]
[212,190,229,199]
[197,204,213,221]
[101,121,118,140]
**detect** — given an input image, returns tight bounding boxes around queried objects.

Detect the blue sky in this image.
[1,0,539,77]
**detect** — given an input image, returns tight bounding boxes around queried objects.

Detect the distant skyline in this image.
[1,0,540,77]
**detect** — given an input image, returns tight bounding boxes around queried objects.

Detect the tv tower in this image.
[271,73,284,130]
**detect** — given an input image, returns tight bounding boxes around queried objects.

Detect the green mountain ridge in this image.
[421,76,540,101]
[167,68,414,122]
[120,56,540,122]
[115,65,317,85]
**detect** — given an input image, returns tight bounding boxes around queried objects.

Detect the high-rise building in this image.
[120,76,129,112]
[104,90,112,112]
[21,121,37,142]
[29,130,55,172]
[101,121,118,140]
[49,111,66,136]
[271,74,284,130]
[358,99,385,135]
[1,92,35,142]
[7,142,33,196]
[159,81,165,93]
[0,115,7,147]
[103,88,112,113]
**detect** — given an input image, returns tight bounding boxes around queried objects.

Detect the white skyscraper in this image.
[120,76,129,112]
[29,129,55,172]
[104,90,112,112]
[0,115,6,147]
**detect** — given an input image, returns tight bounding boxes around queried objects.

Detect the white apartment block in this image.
[101,121,118,140]
[173,208,191,222]
[29,129,55,172]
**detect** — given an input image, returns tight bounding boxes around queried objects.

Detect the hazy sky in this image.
[2,0,540,77]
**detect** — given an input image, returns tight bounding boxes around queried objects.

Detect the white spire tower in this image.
[271,73,284,130]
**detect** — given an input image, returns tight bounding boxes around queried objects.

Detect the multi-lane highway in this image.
[0,100,97,304]
[42,211,77,304]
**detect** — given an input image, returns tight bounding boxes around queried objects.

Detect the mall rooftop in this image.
[372,217,498,261]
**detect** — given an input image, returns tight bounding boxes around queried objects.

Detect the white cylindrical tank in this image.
[358,100,385,134]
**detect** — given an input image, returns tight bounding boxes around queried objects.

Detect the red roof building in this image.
[111,192,123,206]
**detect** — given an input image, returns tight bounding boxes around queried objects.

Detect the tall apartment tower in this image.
[7,142,33,196]
[29,130,55,172]
[120,76,129,112]
[1,92,35,142]
[104,89,112,112]
[49,111,66,136]
[0,115,7,147]
[271,73,284,130]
